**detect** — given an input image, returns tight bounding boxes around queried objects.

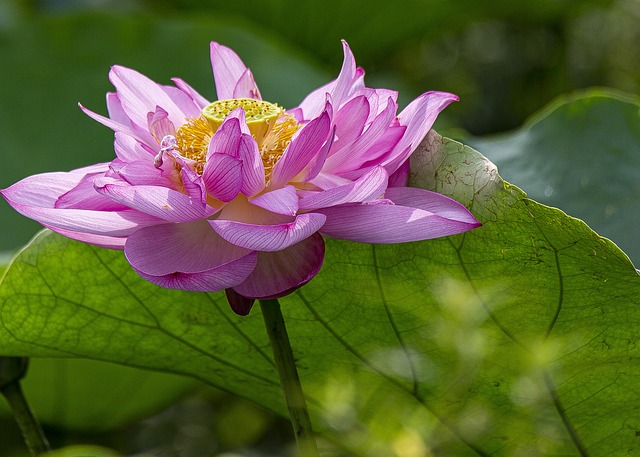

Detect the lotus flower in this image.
[1,41,480,315]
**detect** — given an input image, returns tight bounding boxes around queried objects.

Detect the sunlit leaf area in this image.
[1,1,640,456]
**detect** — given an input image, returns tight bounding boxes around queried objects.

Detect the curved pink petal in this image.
[301,125,336,182]
[79,103,155,148]
[172,77,210,109]
[382,91,459,174]
[109,65,188,130]
[125,221,253,276]
[209,212,326,252]
[270,109,331,188]
[161,84,202,118]
[238,134,265,196]
[333,95,369,144]
[231,232,325,299]
[249,185,299,216]
[94,178,218,222]
[324,97,396,174]
[387,160,409,187]
[44,225,127,249]
[210,42,261,101]
[298,166,388,211]
[114,132,154,163]
[207,115,242,159]
[330,40,358,109]
[317,192,480,243]
[233,68,261,99]
[55,171,127,211]
[202,153,243,202]
[384,187,480,224]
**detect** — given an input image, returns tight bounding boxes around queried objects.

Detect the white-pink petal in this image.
[209,212,326,252]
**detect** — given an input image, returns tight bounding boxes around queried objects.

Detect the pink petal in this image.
[233,68,262,99]
[161,84,202,118]
[231,232,325,299]
[238,134,265,196]
[333,95,369,144]
[270,109,332,188]
[324,97,396,174]
[44,225,127,250]
[330,40,359,109]
[209,212,326,252]
[317,191,480,243]
[301,125,336,182]
[298,166,388,211]
[172,77,210,109]
[124,220,253,276]
[387,160,409,187]
[147,106,175,142]
[94,178,218,222]
[383,91,459,174]
[210,42,261,101]
[79,103,154,148]
[109,65,187,131]
[249,185,299,216]
[202,153,243,202]
[384,187,481,224]
[55,171,126,211]
[207,115,241,159]
[114,132,155,163]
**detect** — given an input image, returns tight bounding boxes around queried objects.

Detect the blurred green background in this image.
[1,0,639,455]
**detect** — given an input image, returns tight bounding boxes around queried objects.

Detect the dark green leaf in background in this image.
[469,89,640,265]
[1,119,639,455]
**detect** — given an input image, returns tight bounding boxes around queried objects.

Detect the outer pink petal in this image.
[209,213,326,252]
[382,91,459,174]
[231,232,325,299]
[44,225,126,249]
[270,109,331,188]
[202,153,243,202]
[384,187,480,224]
[55,172,127,211]
[124,221,253,276]
[94,178,218,222]
[316,193,480,243]
[330,40,359,109]
[161,84,202,118]
[210,42,261,101]
[114,132,155,163]
[249,185,299,216]
[79,103,154,148]
[298,166,388,211]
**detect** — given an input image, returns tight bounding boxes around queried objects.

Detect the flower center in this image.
[173,98,299,180]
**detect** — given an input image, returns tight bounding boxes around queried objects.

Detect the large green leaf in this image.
[469,89,640,264]
[1,126,638,455]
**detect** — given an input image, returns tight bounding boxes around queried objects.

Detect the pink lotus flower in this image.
[1,41,480,315]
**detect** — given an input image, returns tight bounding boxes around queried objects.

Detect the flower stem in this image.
[0,357,50,456]
[259,299,320,457]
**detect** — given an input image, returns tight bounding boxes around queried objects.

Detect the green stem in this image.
[259,299,320,457]
[0,357,50,456]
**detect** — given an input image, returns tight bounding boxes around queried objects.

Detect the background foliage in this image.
[1,0,639,456]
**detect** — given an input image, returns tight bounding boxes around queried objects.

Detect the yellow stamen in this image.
[202,98,282,145]
[174,116,212,174]
[172,98,300,181]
